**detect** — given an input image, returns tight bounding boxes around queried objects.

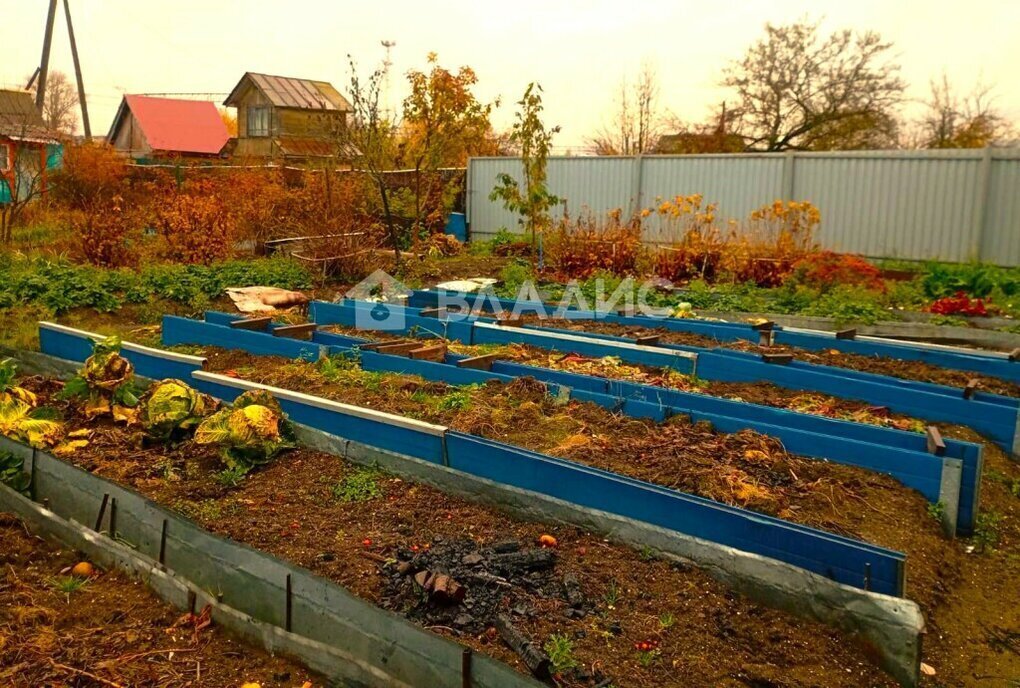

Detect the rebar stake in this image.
[94,493,109,531]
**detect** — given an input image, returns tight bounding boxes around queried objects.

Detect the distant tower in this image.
[380,39,396,119]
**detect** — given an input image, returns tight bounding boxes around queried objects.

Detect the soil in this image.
[191,350,956,618]
[519,317,1020,398]
[13,384,895,688]
[0,513,320,688]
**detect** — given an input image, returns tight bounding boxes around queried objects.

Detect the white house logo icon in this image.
[345,269,411,331]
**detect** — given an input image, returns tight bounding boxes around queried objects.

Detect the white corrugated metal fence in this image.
[466,149,1020,264]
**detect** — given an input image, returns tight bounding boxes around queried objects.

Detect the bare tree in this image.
[26,70,79,135]
[330,56,402,262]
[724,21,905,151]
[1,132,49,244]
[912,74,1014,149]
[589,62,663,155]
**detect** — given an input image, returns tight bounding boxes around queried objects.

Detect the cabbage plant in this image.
[142,379,218,442]
[194,390,295,473]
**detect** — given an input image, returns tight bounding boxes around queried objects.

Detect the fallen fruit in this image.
[362,538,372,547]
[71,561,94,577]
[538,534,558,548]
[920,662,936,676]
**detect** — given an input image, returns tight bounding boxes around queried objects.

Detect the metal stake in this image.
[94,493,109,531]
[108,498,117,538]
[462,648,473,688]
[285,574,293,632]
[864,563,872,591]
[159,519,168,566]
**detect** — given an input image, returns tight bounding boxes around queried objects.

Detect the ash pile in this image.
[380,536,587,636]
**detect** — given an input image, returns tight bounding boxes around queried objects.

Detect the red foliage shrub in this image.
[154,192,233,264]
[792,251,883,291]
[545,210,643,279]
[50,143,129,211]
[929,291,991,317]
[76,197,136,268]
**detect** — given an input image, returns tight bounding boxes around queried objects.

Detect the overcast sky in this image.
[4,0,1019,149]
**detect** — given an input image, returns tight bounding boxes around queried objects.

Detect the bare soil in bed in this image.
[194,350,957,618]
[520,317,1020,398]
[17,379,893,688]
[0,513,320,688]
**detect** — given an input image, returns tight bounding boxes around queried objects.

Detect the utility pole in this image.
[380,39,396,120]
[35,0,59,112]
[63,0,91,139]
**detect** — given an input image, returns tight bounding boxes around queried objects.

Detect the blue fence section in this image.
[444,432,904,594]
[154,314,980,535]
[35,321,909,595]
[410,288,1020,384]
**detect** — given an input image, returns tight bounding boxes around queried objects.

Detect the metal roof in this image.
[109,95,230,155]
[0,89,57,142]
[224,72,350,111]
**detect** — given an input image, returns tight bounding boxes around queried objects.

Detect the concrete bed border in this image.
[3,347,925,686]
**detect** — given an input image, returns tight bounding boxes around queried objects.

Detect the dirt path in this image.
[0,513,320,688]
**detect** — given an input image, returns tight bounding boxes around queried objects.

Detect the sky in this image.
[4,0,1020,150]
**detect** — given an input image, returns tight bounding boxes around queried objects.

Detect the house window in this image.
[247,106,271,137]
[0,142,10,172]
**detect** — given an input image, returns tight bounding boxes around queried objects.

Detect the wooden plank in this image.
[408,344,448,362]
[835,328,858,340]
[761,352,793,365]
[271,323,318,339]
[634,335,660,346]
[455,353,499,371]
[496,317,523,328]
[1009,348,1020,362]
[419,307,447,318]
[229,317,273,331]
[926,426,946,456]
[751,320,775,332]
[758,330,774,347]
[365,341,422,356]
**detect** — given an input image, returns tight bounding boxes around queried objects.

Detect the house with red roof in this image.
[107,95,231,160]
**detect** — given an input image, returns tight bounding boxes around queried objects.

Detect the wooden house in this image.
[107,95,231,160]
[223,72,350,161]
[0,89,61,204]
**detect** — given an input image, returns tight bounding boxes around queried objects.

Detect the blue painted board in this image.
[411,288,1020,384]
[444,432,905,595]
[189,375,444,463]
[163,316,321,362]
[39,325,203,381]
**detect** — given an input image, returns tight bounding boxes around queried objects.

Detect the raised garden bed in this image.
[7,376,894,688]
[0,512,320,687]
[514,317,1020,398]
[192,348,956,612]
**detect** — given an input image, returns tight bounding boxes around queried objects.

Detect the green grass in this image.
[49,575,88,599]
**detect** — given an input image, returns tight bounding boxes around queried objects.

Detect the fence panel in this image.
[466,149,1020,264]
